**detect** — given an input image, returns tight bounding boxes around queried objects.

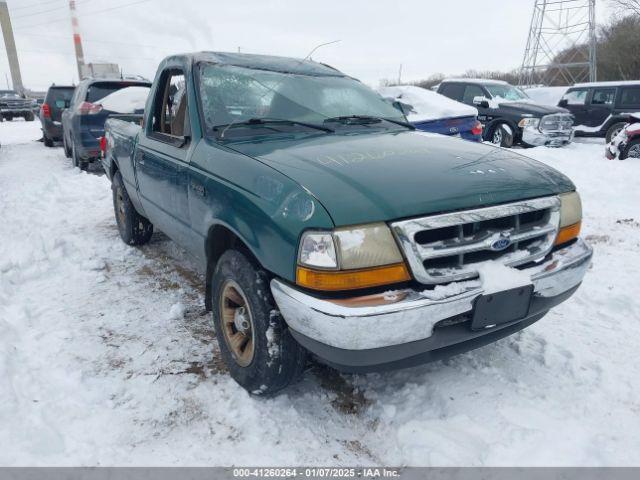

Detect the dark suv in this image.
[0,90,35,121]
[61,77,151,170]
[437,79,573,147]
[39,85,75,147]
[560,81,640,142]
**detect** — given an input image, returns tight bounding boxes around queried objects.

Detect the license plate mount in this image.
[471,285,534,331]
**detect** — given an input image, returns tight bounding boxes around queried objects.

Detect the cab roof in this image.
[188,51,344,77]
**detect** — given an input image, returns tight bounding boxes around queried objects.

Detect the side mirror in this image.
[473,96,490,109]
[392,100,412,116]
[558,99,568,108]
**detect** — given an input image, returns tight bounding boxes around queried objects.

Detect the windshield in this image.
[485,84,529,102]
[197,63,406,138]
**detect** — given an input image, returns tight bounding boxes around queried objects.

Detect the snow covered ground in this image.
[1,120,639,466]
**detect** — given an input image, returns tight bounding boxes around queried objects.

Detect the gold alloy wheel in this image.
[220,279,255,367]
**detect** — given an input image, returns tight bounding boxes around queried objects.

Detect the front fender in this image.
[189,140,335,282]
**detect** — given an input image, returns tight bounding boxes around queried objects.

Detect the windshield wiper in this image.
[323,115,415,130]
[213,117,334,138]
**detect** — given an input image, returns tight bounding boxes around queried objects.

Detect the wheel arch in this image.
[204,223,263,311]
[484,118,519,141]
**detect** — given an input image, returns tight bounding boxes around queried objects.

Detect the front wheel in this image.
[605,122,627,144]
[211,250,307,395]
[620,138,640,160]
[24,112,35,122]
[490,123,514,148]
[112,171,153,245]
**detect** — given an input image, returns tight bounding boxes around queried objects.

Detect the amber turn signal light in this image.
[296,263,411,291]
[555,221,581,246]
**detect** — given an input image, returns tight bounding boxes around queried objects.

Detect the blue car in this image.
[61,77,151,170]
[379,85,483,141]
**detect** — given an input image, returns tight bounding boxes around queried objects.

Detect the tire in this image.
[44,135,54,147]
[62,134,71,158]
[71,140,88,171]
[605,122,628,144]
[489,123,514,148]
[211,249,307,395]
[24,112,35,122]
[111,171,154,245]
[620,138,640,160]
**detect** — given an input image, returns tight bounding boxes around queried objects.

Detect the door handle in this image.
[190,181,206,196]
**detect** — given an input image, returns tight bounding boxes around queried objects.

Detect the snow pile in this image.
[1,120,640,466]
[99,86,150,113]
[475,261,531,294]
[378,85,477,123]
[524,86,568,107]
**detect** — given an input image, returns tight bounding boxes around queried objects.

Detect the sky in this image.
[1,0,615,92]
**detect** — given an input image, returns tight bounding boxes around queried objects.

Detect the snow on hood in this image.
[99,86,150,113]
[524,86,568,107]
[377,85,477,123]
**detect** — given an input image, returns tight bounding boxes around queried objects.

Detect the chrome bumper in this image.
[522,127,574,147]
[271,238,592,351]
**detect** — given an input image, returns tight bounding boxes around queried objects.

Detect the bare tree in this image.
[609,0,640,16]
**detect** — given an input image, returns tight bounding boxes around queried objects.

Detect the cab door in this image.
[587,87,617,127]
[560,88,590,126]
[136,67,193,248]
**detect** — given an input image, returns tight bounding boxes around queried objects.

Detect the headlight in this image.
[555,191,582,246]
[297,223,410,291]
[518,117,540,129]
[298,232,337,269]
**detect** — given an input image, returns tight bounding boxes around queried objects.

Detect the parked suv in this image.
[0,90,35,121]
[560,81,640,142]
[40,85,75,147]
[62,77,151,170]
[437,79,573,147]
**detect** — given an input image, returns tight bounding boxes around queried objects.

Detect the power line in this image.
[8,0,65,12]
[13,0,152,30]
[12,0,93,20]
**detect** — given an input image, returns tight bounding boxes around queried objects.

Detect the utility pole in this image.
[519,0,597,86]
[69,0,86,80]
[0,1,24,93]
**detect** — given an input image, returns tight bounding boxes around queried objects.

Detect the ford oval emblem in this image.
[491,237,511,251]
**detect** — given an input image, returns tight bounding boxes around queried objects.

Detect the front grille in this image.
[391,196,560,284]
[539,113,573,133]
[1,100,30,109]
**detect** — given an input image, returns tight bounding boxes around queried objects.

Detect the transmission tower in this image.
[519,0,597,86]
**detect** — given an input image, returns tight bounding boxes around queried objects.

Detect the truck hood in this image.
[498,101,569,116]
[228,130,574,226]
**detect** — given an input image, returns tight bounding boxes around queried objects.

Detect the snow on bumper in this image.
[522,127,574,147]
[271,238,592,352]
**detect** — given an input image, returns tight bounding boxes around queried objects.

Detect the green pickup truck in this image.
[102,52,592,395]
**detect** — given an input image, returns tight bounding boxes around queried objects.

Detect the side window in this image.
[463,85,485,104]
[619,87,640,107]
[151,69,190,142]
[591,88,616,106]
[439,83,465,102]
[562,89,588,105]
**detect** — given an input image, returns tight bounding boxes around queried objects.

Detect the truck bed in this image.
[101,116,142,182]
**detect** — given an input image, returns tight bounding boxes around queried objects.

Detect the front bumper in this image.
[272,238,592,372]
[522,127,574,147]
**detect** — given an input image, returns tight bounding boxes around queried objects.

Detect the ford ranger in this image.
[101,52,592,395]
